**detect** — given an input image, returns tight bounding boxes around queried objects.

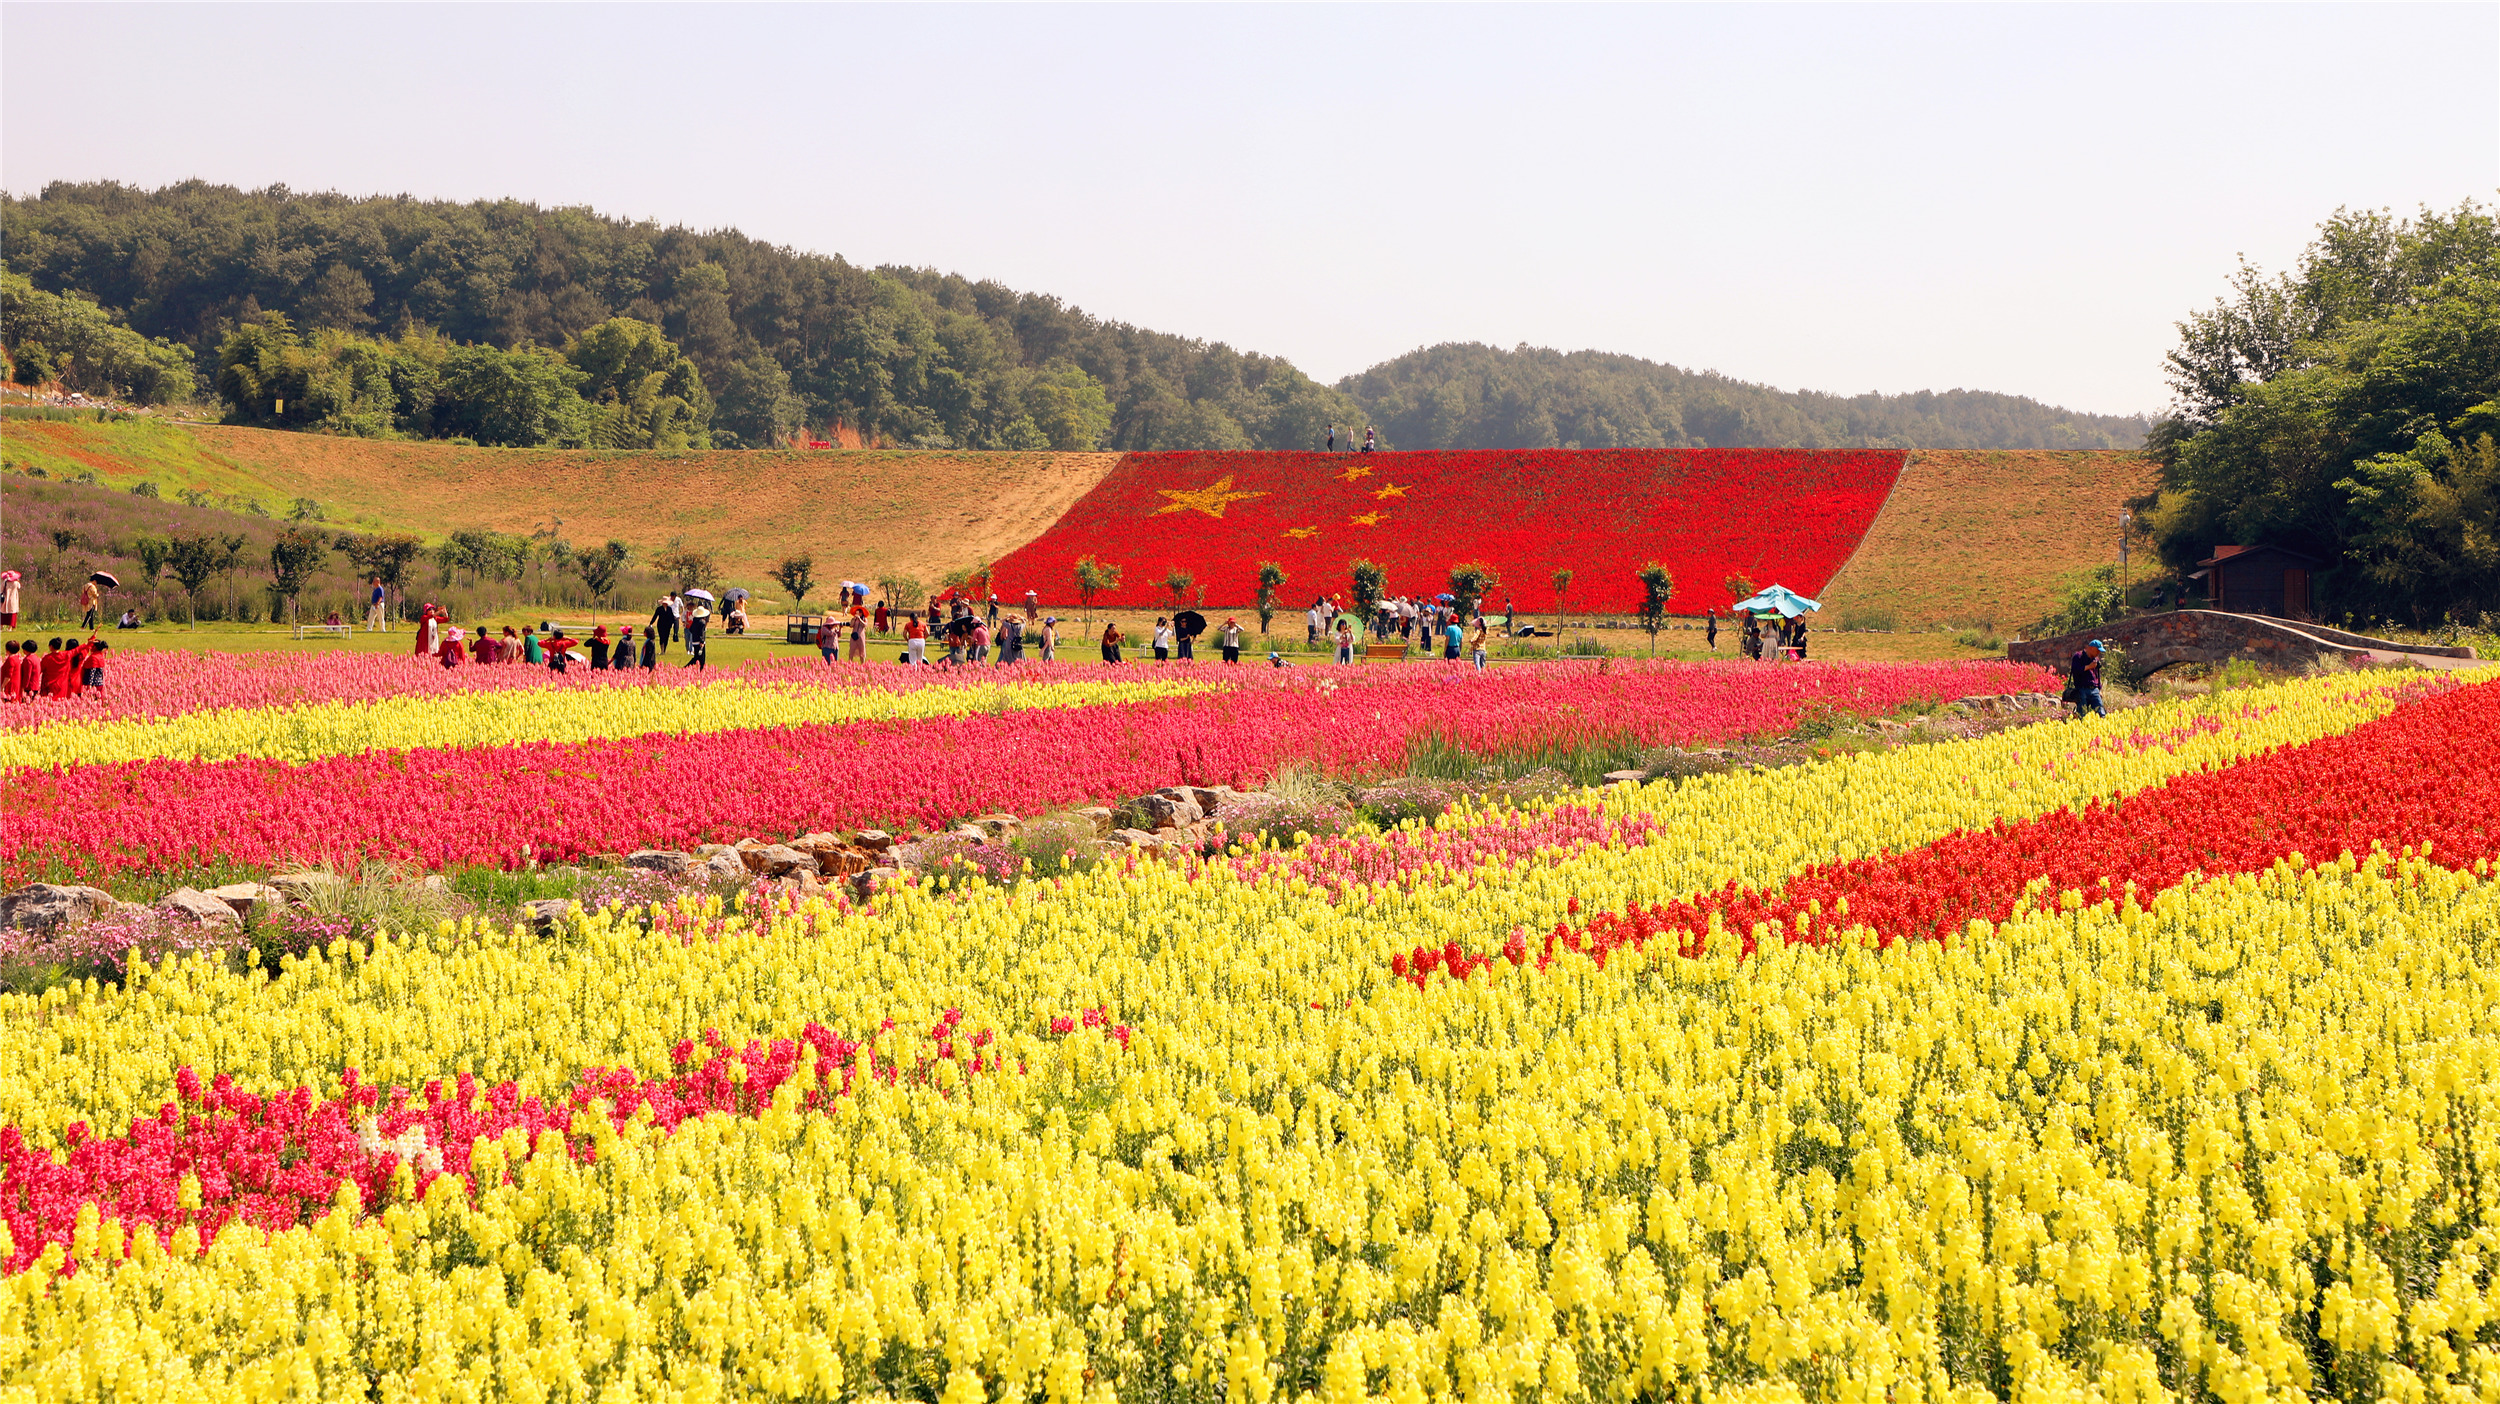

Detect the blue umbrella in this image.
[1732,585,1821,618]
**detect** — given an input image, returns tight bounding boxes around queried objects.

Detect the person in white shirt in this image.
[1153,618,1174,662]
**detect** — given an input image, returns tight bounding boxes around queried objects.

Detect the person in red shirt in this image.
[1,640,23,702]
[439,627,466,669]
[38,639,76,698]
[62,636,98,697]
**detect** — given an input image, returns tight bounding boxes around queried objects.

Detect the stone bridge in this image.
[2009,610,2481,675]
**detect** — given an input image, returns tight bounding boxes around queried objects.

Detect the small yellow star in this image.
[1372,483,1407,500]
[1348,511,1389,527]
[1153,474,1268,518]
[1285,525,1321,540]
[1338,465,1373,482]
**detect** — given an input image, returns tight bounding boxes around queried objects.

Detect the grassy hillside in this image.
[4,415,1122,585]
[5,418,2155,633]
[1816,449,2158,633]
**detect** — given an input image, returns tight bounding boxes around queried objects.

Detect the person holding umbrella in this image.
[682,589,714,669]
[79,573,113,631]
[1175,609,1206,662]
[0,570,19,630]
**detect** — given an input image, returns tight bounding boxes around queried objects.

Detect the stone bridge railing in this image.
[2009,610,2479,674]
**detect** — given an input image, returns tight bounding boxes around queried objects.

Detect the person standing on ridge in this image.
[366,577,387,631]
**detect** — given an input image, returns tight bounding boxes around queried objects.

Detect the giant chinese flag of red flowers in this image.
[987,448,1905,611]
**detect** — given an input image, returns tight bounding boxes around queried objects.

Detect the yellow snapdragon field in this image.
[1,671,2494,1402]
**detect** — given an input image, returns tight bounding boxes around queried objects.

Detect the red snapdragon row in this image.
[1393,678,2499,985]
[987,449,1904,612]
[3,661,2047,883]
[2,1008,1132,1276]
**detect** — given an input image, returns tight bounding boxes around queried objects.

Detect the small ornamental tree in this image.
[267,526,329,624]
[131,534,170,586]
[1254,560,1287,635]
[769,553,817,605]
[167,535,222,624]
[878,573,927,612]
[1550,567,1574,632]
[1073,555,1122,624]
[651,544,716,593]
[1448,561,1500,620]
[1348,559,1387,619]
[1162,567,1195,612]
[1724,572,1757,608]
[338,531,425,622]
[1636,562,1676,655]
[575,541,630,618]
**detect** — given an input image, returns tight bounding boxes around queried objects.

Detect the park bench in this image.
[1363,641,1409,663]
[293,623,352,641]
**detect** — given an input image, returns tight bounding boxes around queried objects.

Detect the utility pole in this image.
[2119,509,2133,614]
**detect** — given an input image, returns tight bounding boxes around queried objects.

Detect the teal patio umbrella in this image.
[1732,585,1822,618]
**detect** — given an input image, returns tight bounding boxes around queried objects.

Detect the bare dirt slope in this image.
[1816,449,2160,632]
[178,427,1120,585]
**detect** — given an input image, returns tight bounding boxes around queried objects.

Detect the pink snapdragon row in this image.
[3,661,2048,883]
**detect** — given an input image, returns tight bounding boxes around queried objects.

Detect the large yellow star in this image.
[1338,465,1373,482]
[1349,511,1390,527]
[1285,525,1321,539]
[1154,474,1268,518]
[1372,483,1407,500]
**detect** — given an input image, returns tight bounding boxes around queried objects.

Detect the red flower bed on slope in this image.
[2,660,2041,883]
[987,449,1905,612]
[1393,678,2499,983]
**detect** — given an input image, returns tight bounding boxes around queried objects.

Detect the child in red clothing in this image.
[1,640,23,701]
[38,639,75,698]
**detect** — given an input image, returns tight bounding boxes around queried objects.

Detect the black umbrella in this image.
[1174,609,1207,637]
[88,571,120,588]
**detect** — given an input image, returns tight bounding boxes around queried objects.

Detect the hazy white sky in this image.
[4,4,2492,416]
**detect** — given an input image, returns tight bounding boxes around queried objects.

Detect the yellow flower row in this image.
[0,672,2489,1401]
[6,859,2494,1402]
[0,674,1222,769]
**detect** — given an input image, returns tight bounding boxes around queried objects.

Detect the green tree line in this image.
[6,181,2155,453]
[2145,200,2498,625]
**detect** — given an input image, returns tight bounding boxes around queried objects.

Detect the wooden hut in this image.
[2192,544,2322,620]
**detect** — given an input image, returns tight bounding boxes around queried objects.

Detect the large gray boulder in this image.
[741,844,819,878]
[1,883,116,931]
[161,887,242,926]
[522,898,576,935]
[697,849,746,881]
[626,850,692,877]
[1134,793,1203,831]
[205,883,285,920]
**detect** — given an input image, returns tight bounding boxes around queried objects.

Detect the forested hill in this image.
[4,181,2146,452]
[1341,343,2151,451]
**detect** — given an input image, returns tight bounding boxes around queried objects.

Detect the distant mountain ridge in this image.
[4,181,2146,452]
[1341,343,2150,451]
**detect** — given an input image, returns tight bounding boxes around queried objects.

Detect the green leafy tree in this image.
[1073,555,1122,624]
[1023,365,1115,450]
[1550,567,1574,632]
[289,497,326,523]
[575,541,630,617]
[715,353,806,448]
[565,317,714,449]
[2,268,194,404]
[1723,572,1756,606]
[1448,561,1500,619]
[877,573,928,612]
[1348,559,1387,618]
[1635,563,1676,654]
[434,345,591,448]
[1254,561,1287,635]
[267,527,329,623]
[131,534,170,586]
[166,535,223,624]
[2149,200,2500,623]
[1162,567,1195,612]
[770,554,817,604]
[10,340,54,388]
[650,544,716,593]
[338,532,425,619]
